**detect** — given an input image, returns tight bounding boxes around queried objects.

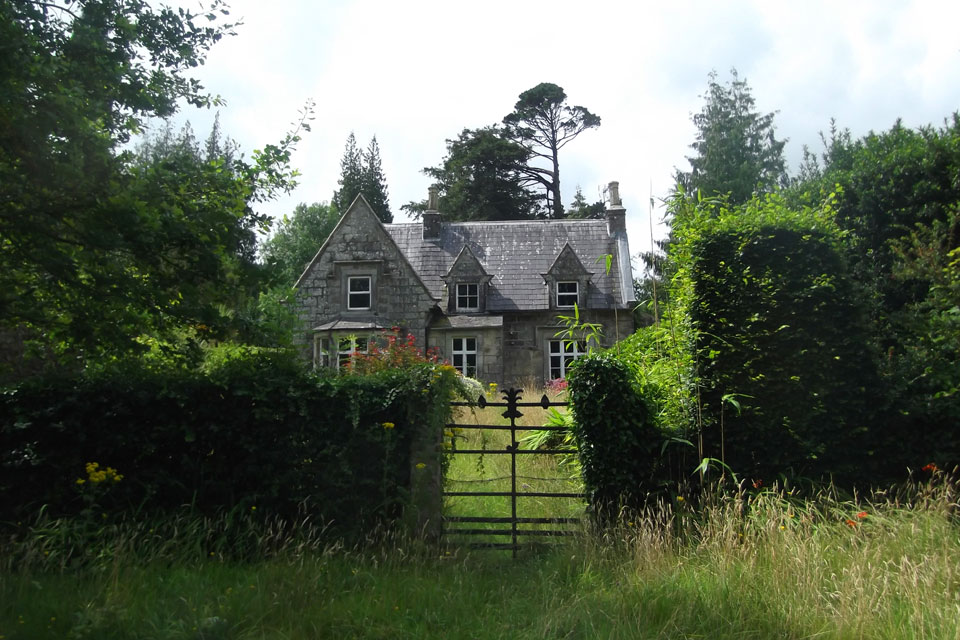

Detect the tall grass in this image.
[3,470,958,638]
[443,384,584,548]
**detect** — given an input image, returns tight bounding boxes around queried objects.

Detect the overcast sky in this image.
[166,0,960,259]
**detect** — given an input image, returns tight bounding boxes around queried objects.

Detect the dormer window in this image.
[456,283,479,311]
[347,276,372,310]
[557,281,579,308]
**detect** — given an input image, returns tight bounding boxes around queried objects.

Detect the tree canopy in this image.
[261,201,340,287]
[408,83,598,221]
[677,69,787,204]
[403,127,539,221]
[332,133,392,222]
[503,82,601,218]
[0,0,306,371]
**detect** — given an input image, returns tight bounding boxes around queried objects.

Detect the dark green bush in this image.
[688,226,880,483]
[0,349,459,537]
[569,354,665,515]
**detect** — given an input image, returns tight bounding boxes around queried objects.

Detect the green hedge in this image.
[687,226,880,483]
[0,350,458,535]
[569,354,665,515]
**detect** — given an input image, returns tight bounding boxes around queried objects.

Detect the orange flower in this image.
[922,462,938,473]
[856,511,868,519]
[845,519,857,528]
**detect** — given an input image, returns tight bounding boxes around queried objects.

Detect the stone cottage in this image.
[293,181,636,386]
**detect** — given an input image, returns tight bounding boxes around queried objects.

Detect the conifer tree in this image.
[332,133,392,222]
[361,136,392,222]
[332,133,363,214]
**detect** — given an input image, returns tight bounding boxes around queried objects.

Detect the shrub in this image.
[568,353,665,516]
[0,347,461,539]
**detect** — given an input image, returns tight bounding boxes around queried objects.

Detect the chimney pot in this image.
[608,181,622,207]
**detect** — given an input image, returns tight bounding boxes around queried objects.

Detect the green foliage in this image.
[671,192,880,483]
[503,82,601,218]
[0,352,460,537]
[405,127,541,220]
[260,201,340,286]
[568,353,664,515]
[790,114,960,474]
[332,133,392,222]
[565,185,606,219]
[677,68,787,204]
[0,0,309,372]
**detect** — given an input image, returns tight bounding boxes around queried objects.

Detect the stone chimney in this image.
[422,185,441,240]
[605,180,626,235]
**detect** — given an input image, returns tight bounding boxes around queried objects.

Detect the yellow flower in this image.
[75,478,85,485]
[382,422,395,430]
[677,496,684,502]
[415,463,426,470]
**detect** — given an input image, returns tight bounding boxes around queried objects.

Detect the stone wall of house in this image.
[427,326,503,384]
[294,199,437,354]
[501,309,634,387]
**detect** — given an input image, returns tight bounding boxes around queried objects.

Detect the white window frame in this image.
[337,335,369,369]
[347,276,372,310]
[456,282,479,311]
[451,336,478,378]
[548,339,585,379]
[557,281,579,308]
[313,336,330,369]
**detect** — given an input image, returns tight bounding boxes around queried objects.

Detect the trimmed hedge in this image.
[688,225,880,483]
[0,351,458,535]
[569,354,664,515]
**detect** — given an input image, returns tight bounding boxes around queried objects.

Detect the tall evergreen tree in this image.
[503,83,601,218]
[361,136,392,222]
[332,133,392,222]
[677,69,787,205]
[332,132,363,214]
[403,127,540,221]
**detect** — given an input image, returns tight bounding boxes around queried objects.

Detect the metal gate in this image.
[442,387,584,557]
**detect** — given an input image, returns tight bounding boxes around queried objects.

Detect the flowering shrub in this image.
[347,328,441,374]
[545,377,569,395]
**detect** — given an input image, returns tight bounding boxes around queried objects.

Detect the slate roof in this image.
[384,219,633,312]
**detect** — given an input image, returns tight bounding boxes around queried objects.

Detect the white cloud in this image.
[166,0,960,260]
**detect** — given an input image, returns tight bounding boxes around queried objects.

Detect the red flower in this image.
[751,479,763,489]
[922,463,938,473]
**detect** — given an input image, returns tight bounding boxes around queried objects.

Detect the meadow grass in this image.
[3,400,959,640]
[443,384,584,548]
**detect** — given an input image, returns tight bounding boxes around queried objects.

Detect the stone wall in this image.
[294,198,437,355]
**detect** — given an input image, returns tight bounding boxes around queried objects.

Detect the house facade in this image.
[293,182,636,386]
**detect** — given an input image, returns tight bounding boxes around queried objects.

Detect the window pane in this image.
[347,277,371,309]
[456,283,479,309]
[557,281,578,307]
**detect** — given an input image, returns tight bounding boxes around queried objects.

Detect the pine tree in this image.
[678,69,786,205]
[332,132,363,214]
[361,136,392,222]
[332,133,392,222]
